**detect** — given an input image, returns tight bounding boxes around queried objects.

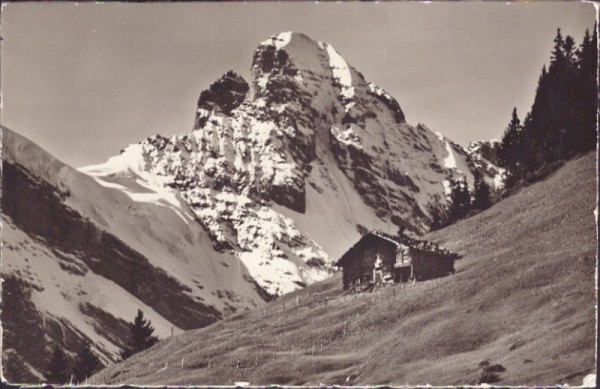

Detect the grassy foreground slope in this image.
[93,152,596,386]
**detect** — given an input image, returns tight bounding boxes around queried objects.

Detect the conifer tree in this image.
[427,194,450,231]
[46,345,71,384]
[472,170,492,210]
[530,67,551,164]
[499,107,522,172]
[574,24,598,153]
[448,178,470,220]
[551,28,565,66]
[120,309,159,360]
[427,179,472,230]
[73,341,101,383]
[563,35,576,65]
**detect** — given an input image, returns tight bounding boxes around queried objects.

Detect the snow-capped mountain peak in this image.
[79,32,499,299]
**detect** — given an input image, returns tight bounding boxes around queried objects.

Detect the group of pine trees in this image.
[429,25,597,231]
[428,171,492,230]
[498,25,598,186]
[45,309,158,384]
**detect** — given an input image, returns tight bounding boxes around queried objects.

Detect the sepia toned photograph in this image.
[0,1,597,387]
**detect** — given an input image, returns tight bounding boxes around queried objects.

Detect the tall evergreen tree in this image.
[448,178,470,220]
[499,108,525,184]
[563,35,576,65]
[120,309,159,360]
[427,194,450,231]
[551,28,565,66]
[45,345,71,384]
[573,24,598,153]
[499,107,521,167]
[528,64,554,165]
[472,170,492,210]
[73,341,101,383]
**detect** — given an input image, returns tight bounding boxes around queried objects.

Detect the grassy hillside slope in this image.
[93,152,596,386]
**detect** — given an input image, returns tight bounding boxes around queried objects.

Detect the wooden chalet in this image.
[336,231,461,290]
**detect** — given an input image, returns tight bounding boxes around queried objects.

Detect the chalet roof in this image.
[336,230,461,267]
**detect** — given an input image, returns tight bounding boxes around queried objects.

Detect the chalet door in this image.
[392,265,413,283]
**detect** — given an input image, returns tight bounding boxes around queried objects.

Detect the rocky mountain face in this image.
[2,32,502,383]
[467,140,505,190]
[82,31,501,297]
[468,140,501,166]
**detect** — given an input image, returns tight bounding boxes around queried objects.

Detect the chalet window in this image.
[397,251,405,264]
[395,248,407,265]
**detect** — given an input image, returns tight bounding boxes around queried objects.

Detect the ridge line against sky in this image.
[0,1,596,168]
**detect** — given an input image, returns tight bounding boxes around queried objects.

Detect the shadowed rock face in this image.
[2,160,222,330]
[194,71,249,128]
[252,44,291,75]
[367,84,405,124]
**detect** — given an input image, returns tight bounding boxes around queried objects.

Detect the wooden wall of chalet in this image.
[410,249,455,280]
[341,235,397,289]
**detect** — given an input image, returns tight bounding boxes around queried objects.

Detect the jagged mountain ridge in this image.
[81,31,502,297]
[1,127,266,382]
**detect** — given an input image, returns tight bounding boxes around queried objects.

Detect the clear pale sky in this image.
[1,2,596,168]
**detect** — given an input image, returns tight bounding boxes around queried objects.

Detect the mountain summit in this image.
[82,31,502,297]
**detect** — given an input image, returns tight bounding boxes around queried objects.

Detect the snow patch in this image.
[90,175,191,225]
[254,98,266,108]
[293,72,305,86]
[494,168,506,189]
[235,207,331,296]
[261,31,292,50]
[435,132,457,169]
[324,43,354,105]
[81,143,147,177]
[442,180,452,196]
[368,81,387,97]
[331,125,362,148]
